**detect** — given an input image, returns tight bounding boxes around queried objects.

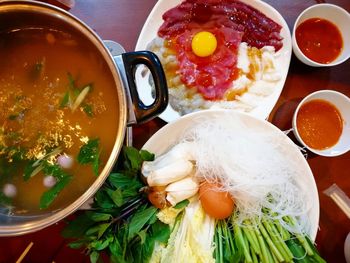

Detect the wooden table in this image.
[0,0,349,262]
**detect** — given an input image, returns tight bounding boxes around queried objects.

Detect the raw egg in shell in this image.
[199,181,234,219]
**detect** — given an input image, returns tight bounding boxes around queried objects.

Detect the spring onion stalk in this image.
[262,219,293,261]
[274,218,290,241]
[266,240,276,263]
[257,219,284,262]
[234,223,253,263]
[250,245,258,263]
[242,221,260,256]
[283,216,314,256]
[217,221,224,263]
[214,226,219,263]
[218,214,326,263]
[226,221,236,256]
[242,231,252,261]
[71,85,90,112]
[252,220,269,263]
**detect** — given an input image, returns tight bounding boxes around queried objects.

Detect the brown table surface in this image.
[0,0,350,262]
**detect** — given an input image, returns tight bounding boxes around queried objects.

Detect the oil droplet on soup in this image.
[0,28,119,214]
[296,99,343,150]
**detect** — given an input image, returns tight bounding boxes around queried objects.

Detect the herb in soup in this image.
[77,138,101,176]
[0,27,118,213]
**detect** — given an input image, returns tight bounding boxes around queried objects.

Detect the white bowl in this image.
[292,90,350,156]
[292,4,350,67]
[143,109,320,240]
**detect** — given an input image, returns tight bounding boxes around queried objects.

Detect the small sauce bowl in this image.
[292,90,350,157]
[292,4,350,67]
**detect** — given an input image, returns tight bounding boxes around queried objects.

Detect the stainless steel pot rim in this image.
[0,0,128,236]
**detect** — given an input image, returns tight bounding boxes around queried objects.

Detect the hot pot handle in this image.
[121,51,168,124]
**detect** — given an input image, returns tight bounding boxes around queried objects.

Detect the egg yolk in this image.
[191,31,217,57]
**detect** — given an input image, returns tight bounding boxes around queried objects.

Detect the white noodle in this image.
[177,113,311,235]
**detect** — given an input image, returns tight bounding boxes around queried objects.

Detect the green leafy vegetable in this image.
[150,221,171,243]
[96,223,111,239]
[90,251,99,263]
[0,146,26,184]
[43,162,70,180]
[8,109,27,121]
[67,240,87,249]
[68,72,78,91]
[63,147,168,263]
[128,206,157,240]
[77,138,99,163]
[71,85,91,112]
[23,147,64,182]
[82,103,94,117]
[62,213,96,238]
[108,172,136,188]
[173,199,189,209]
[8,114,18,120]
[140,150,155,162]
[0,192,12,206]
[60,91,70,108]
[86,212,112,222]
[94,189,115,209]
[132,234,156,263]
[23,160,40,181]
[63,73,94,112]
[34,61,43,73]
[123,147,143,170]
[40,175,72,209]
[77,138,101,176]
[91,236,113,250]
[92,151,100,176]
[105,188,122,207]
[29,59,45,80]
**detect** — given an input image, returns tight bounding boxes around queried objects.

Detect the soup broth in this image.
[0,27,119,214]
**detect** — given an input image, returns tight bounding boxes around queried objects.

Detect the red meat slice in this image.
[159,0,283,51]
[174,28,243,100]
[157,0,283,100]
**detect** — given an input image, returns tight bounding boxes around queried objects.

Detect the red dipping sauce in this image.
[296,99,343,150]
[295,18,343,64]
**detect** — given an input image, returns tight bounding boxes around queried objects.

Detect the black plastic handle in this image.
[122,51,168,124]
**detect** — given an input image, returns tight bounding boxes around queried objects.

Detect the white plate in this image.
[142,109,319,241]
[135,0,292,123]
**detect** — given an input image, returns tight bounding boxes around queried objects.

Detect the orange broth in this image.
[0,28,119,214]
[295,18,343,64]
[296,99,343,150]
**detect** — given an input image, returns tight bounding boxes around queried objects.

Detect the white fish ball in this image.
[43,176,57,188]
[57,154,74,169]
[3,183,17,198]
